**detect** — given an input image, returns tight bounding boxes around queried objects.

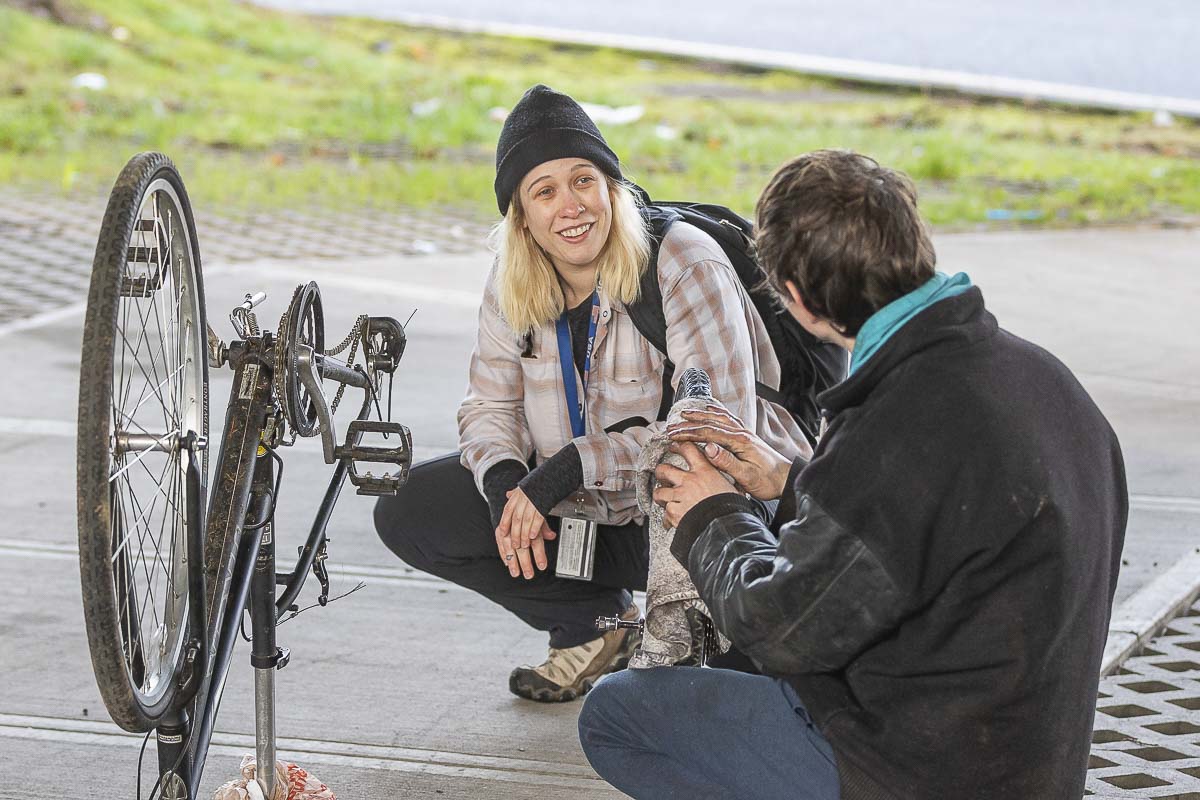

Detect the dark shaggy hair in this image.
[754,149,936,336]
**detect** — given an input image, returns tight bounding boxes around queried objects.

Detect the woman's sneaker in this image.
[509,604,641,703]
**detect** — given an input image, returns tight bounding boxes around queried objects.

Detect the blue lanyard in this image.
[555,289,600,438]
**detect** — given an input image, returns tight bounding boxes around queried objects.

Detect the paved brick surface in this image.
[0,188,493,325]
[1090,599,1200,797]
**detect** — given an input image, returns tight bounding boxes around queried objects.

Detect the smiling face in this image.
[518,158,613,279]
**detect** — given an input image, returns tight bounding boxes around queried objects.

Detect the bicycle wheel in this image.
[77,152,209,732]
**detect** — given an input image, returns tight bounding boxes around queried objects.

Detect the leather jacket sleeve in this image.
[676,493,906,675]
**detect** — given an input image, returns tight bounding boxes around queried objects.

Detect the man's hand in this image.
[496,487,556,579]
[652,442,740,528]
[667,405,792,501]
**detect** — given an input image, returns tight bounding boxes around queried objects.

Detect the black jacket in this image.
[673,288,1127,799]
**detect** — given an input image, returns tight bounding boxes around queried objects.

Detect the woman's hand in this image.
[667,405,792,501]
[495,487,556,579]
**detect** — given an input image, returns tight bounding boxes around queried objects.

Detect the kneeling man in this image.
[577,149,1127,800]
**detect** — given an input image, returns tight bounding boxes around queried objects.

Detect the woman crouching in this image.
[374,84,809,702]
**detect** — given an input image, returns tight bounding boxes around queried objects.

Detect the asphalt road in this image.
[255,0,1200,103]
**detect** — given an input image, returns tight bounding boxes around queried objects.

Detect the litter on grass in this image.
[580,102,645,125]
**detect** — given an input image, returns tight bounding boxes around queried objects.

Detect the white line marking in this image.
[0,302,86,339]
[0,264,480,338]
[0,415,452,454]
[233,261,483,309]
[0,539,78,560]
[0,265,236,339]
[374,14,1200,117]
[1129,494,1200,514]
[0,713,604,788]
[0,417,76,437]
[0,537,464,591]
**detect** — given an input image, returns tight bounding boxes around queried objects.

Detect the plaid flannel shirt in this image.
[458,222,813,526]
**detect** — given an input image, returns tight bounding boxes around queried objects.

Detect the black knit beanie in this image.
[494,84,623,215]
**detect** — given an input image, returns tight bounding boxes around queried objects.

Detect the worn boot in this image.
[509,604,641,702]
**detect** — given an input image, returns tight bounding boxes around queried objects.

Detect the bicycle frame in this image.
[153,331,377,799]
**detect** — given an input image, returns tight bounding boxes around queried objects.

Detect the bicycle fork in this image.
[249,448,289,799]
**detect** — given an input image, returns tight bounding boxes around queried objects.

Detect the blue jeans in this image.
[578,666,840,800]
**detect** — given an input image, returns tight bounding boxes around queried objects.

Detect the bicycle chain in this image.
[327,314,368,415]
[324,315,368,357]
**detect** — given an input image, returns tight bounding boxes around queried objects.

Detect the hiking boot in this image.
[509,604,641,703]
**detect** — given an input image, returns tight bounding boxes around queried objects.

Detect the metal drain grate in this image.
[1089,600,1200,797]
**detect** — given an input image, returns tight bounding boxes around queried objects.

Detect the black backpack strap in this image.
[628,204,679,359]
[628,202,797,422]
[628,204,683,420]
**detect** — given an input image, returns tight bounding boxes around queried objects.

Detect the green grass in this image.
[3,0,1199,227]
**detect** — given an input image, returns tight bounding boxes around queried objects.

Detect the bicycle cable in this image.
[136,730,151,800]
[278,578,367,628]
[244,448,284,532]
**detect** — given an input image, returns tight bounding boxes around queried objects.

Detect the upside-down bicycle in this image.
[76,151,412,799]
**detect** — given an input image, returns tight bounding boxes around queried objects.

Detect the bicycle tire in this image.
[77,152,209,732]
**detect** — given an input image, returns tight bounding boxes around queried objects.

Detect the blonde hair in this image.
[491,178,651,332]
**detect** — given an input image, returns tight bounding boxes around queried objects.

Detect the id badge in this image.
[555,515,598,581]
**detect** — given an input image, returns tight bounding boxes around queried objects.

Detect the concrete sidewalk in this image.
[0,224,1196,797]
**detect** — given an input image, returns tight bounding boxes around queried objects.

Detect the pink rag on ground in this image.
[212,754,335,800]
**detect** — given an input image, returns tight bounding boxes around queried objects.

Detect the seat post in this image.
[248,449,287,799]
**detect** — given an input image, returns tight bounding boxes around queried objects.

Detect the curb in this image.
[1102,548,1200,676]
[384,13,1200,118]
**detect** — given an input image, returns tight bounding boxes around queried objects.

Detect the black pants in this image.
[373,453,650,648]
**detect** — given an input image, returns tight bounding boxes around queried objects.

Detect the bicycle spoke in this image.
[148,228,178,431]
[136,288,172,432]
[117,306,172,428]
[116,360,186,434]
[112,477,150,685]
[117,429,185,670]
[118,202,157,420]
[135,455,183,606]
[110,459,169,563]
[144,455,180,666]
[116,399,164,438]
[112,488,134,658]
[113,436,185,693]
[132,449,184,536]
[121,470,163,638]
[117,194,172,440]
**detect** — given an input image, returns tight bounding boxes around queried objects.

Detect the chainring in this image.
[275,282,325,438]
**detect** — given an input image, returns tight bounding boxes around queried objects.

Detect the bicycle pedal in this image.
[349,473,408,496]
[596,615,645,633]
[334,420,413,496]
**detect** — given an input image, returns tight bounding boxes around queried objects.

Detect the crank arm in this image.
[296,345,337,464]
